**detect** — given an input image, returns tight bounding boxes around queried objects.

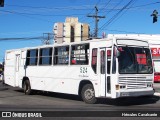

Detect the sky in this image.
[0,0,160,62]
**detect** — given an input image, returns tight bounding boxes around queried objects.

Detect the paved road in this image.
[0,81,160,120]
[0,82,160,111]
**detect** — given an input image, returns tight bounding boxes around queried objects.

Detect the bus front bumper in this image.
[116,90,154,98]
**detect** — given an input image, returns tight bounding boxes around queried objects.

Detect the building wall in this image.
[65,17,78,23]
[53,17,90,44]
[75,23,82,42]
[57,23,64,44]
[53,23,57,43]
[63,23,71,43]
[53,23,64,44]
[82,24,89,41]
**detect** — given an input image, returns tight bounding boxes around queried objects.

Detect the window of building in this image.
[71,44,89,65]
[39,48,52,65]
[71,26,75,42]
[92,48,97,74]
[26,49,38,65]
[54,46,69,65]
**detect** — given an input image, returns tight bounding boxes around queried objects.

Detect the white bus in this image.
[4,36,154,104]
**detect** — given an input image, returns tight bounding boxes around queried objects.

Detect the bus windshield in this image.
[118,47,153,74]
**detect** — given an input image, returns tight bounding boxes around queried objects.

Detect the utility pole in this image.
[87,6,105,37]
[42,33,53,45]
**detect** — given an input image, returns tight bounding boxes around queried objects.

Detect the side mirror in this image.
[114,47,121,58]
[116,50,120,57]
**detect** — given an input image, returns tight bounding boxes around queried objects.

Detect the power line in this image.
[5,4,98,10]
[99,1,160,13]
[99,0,136,34]
[105,0,124,15]
[125,1,160,10]
[0,31,46,36]
[99,0,112,13]
[0,10,85,16]
[105,28,145,34]
[4,1,160,12]
[96,0,101,6]
[108,0,137,27]
[79,0,103,30]
[0,37,43,41]
[42,33,53,45]
[80,3,97,23]
[2,1,160,19]
[0,10,54,23]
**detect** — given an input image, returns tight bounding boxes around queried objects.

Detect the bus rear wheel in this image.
[23,80,32,95]
[81,84,97,104]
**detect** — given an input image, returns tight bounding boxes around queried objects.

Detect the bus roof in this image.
[6,35,150,52]
[6,38,111,52]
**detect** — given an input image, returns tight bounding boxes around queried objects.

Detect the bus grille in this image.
[118,76,152,89]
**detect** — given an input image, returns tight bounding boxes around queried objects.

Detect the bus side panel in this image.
[4,51,16,87]
[25,65,99,96]
[25,66,82,94]
[18,50,27,88]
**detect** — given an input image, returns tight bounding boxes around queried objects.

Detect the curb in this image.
[154,92,160,96]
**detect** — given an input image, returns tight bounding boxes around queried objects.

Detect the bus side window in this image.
[26,49,38,66]
[92,48,97,74]
[71,44,89,65]
[39,48,52,65]
[101,50,105,74]
[107,50,111,74]
[54,46,69,65]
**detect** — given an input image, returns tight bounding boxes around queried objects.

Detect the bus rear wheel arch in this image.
[81,83,97,104]
[23,79,32,95]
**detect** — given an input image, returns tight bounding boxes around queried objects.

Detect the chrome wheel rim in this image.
[84,89,94,100]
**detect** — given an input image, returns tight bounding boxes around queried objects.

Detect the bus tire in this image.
[23,80,32,95]
[81,84,97,104]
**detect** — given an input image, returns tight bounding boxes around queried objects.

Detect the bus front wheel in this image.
[23,80,32,95]
[81,84,97,104]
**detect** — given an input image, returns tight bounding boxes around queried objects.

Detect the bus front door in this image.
[100,48,111,97]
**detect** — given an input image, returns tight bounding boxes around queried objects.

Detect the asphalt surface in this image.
[0,80,160,120]
[0,80,8,91]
